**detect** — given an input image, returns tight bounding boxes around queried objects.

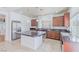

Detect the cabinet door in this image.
[51,32,60,40]
[54,32,60,40]
[46,31,52,38]
[64,12,70,27]
[31,19,37,26]
[47,31,60,40]
[50,32,56,39]
[53,16,64,26]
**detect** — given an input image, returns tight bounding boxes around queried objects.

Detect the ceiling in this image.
[0,7,69,17]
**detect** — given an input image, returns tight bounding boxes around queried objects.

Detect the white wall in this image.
[10,12,31,31]
[69,7,79,38]
[70,13,79,38]
[69,7,79,18]
[0,11,10,41]
[0,22,5,34]
[0,11,31,42]
[8,12,31,41]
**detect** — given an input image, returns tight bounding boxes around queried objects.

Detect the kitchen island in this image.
[21,31,46,50]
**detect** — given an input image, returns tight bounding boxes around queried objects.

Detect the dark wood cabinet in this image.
[64,12,70,27]
[47,31,60,40]
[46,31,52,38]
[53,16,64,26]
[53,12,70,27]
[31,19,37,26]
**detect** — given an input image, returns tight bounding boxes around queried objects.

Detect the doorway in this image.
[0,15,5,42]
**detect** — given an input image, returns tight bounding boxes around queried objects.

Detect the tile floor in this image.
[0,39,61,52]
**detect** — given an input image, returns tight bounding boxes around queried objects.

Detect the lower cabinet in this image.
[0,35,5,42]
[64,42,73,52]
[46,31,60,40]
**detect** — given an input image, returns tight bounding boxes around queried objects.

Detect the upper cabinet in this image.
[64,12,70,27]
[53,16,64,26]
[31,19,38,26]
[53,12,70,27]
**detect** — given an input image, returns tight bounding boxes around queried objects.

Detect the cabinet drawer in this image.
[54,32,60,40]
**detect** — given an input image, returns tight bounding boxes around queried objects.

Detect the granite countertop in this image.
[20,31,46,37]
[36,28,70,33]
[62,35,79,52]
[50,29,70,33]
[61,33,79,43]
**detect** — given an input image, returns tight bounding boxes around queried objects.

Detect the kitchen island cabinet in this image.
[21,31,45,50]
